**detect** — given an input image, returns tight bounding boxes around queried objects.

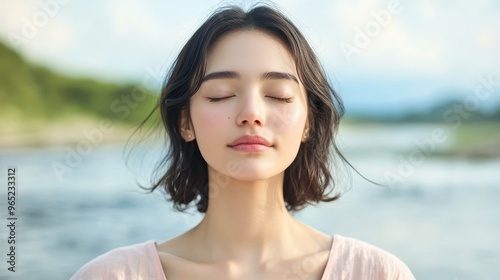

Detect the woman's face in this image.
[185,30,309,181]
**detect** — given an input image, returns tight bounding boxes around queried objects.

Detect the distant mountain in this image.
[348,99,500,123]
[3,39,497,126]
[0,41,157,124]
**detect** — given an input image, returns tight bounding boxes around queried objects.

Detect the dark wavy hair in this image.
[142,4,355,213]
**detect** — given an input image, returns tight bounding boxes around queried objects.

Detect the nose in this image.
[235,91,265,127]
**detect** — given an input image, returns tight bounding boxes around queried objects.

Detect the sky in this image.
[1,0,499,115]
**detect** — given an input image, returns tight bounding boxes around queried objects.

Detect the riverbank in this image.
[2,119,499,159]
[0,117,143,154]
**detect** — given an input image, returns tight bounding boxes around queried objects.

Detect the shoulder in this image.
[324,234,415,280]
[70,240,165,280]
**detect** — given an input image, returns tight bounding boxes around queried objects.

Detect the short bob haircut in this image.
[147,4,351,213]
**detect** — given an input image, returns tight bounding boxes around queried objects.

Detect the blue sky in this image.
[1,0,499,115]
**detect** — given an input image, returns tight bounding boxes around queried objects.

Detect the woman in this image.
[71,4,415,280]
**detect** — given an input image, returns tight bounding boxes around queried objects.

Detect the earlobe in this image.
[180,109,196,142]
[181,128,195,141]
[301,125,310,142]
[301,114,311,142]
[302,129,309,142]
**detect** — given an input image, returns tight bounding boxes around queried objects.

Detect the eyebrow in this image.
[261,71,299,83]
[201,71,299,84]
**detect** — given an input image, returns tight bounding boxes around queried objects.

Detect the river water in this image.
[0,125,498,279]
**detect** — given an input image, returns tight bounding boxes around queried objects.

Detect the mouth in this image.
[228,143,271,152]
[227,135,272,152]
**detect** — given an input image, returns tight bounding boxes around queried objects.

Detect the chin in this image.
[226,168,285,182]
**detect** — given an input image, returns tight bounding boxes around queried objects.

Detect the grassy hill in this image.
[0,41,158,148]
[1,40,498,157]
[0,41,157,123]
[347,100,500,124]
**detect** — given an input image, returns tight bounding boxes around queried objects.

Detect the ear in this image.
[301,119,310,143]
[179,108,195,142]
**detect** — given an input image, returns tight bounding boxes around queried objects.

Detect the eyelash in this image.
[207,96,293,103]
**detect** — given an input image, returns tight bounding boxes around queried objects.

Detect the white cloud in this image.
[310,0,500,84]
[37,19,74,51]
[0,1,38,48]
[0,0,498,101]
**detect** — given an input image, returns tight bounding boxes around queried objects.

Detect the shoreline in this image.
[2,121,499,159]
[0,119,143,154]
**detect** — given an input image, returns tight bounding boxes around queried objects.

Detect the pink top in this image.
[70,234,415,280]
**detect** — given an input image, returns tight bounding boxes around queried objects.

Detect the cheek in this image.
[191,105,228,138]
[268,105,306,134]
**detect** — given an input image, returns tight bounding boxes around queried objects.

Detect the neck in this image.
[189,167,300,262]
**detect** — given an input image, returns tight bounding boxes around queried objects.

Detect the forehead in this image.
[206,30,297,76]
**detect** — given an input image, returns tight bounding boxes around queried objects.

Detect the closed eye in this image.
[207,96,234,102]
[207,96,293,103]
[268,96,293,103]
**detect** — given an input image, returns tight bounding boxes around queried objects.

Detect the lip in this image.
[227,135,272,152]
